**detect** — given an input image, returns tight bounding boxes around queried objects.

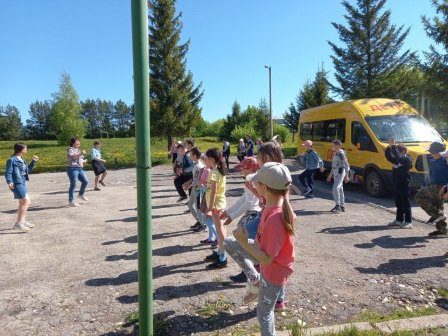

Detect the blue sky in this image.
[0,0,437,123]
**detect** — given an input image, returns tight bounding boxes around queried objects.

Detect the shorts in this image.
[92,160,107,176]
[172,153,178,163]
[12,183,28,199]
[212,208,222,215]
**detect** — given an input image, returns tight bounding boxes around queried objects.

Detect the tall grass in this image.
[0,134,298,174]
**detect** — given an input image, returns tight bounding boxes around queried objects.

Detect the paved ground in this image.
[0,157,447,336]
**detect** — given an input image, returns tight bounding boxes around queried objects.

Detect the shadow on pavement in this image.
[354,235,437,249]
[0,205,68,214]
[152,244,212,257]
[153,281,246,300]
[102,235,137,245]
[318,225,396,234]
[355,255,448,275]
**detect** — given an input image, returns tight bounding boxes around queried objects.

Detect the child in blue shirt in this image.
[91,141,108,190]
[5,142,39,232]
[299,140,324,198]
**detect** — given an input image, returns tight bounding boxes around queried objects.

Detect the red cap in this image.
[235,157,259,172]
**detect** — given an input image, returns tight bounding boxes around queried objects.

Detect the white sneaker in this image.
[14,223,30,232]
[78,195,89,201]
[25,222,35,228]
[68,202,80,207]
[243,281,260,304]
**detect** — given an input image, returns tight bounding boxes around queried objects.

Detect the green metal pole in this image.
[131,0,152,335]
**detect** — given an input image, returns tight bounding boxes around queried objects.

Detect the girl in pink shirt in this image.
[230,162,295,336]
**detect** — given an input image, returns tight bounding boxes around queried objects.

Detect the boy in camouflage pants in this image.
[414,141,448,236]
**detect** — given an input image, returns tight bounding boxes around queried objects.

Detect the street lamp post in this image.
[264,65,273,139]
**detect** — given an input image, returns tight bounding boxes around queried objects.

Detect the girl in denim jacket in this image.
[5,143,39,232]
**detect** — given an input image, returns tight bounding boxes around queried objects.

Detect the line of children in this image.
[327,140,350,213]
[185,146,206,232]
[385,137,413,229]
[227,162,295,336]
[415,141,448,236]
[91,141,108,191]
[5,143,39,232]
[298,140,324,198]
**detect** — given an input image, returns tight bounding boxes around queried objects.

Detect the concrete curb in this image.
[254,314,448,335]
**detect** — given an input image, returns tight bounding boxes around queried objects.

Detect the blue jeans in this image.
[298,169,315,193]
[241,211,285,303]
[67,167,88,202]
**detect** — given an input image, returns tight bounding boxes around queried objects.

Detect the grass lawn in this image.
[0,135,299,174]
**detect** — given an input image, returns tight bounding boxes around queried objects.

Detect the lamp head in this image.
[264,65,269,68]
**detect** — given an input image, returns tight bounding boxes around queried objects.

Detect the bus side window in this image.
[352,121,377,152]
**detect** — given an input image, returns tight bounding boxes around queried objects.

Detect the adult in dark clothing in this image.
[415,141,448,236]
[174,143,194,202]
[223,138,230,170]
[245,134,254,157]
[385,137,413,229]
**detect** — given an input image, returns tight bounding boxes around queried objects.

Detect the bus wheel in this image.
[365,170,386,198]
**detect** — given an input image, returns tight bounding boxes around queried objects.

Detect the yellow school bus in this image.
[298,98,448,197]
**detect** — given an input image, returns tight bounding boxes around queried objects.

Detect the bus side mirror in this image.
[358,136,370,151]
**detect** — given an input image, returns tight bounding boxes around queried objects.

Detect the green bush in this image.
[273,124,289,143]
[230,124,256,142]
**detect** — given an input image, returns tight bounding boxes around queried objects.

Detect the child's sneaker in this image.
[25,222,35,228]
[401,222,413,229]
[243,282,260,304]
[206,258,227,270]
[211,240,219,248]
[274,301,286,311]
[14,223,30,232]
[200,239,214,245]
[190,222,201,229]
[205,251,220,261]
[304,193,314,198]
[341,206,346,212]
[78,195,89,201]
[330,205,341,213]
[194,225,207,233]
[68,202,80,207]
[229,271,247,283]
[388,220,403,227]
[302,189,312,196]
[176,196,188,203]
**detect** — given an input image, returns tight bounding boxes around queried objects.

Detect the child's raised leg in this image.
[94,175,100,189]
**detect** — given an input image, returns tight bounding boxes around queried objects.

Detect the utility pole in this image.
[265,65,273,139]
[131,0,153,335]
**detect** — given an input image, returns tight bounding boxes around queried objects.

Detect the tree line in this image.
[0,73,135,143]
[283,0,448,133]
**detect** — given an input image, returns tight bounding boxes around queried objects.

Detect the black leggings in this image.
[174,174,192,198]
[394,183,412,223]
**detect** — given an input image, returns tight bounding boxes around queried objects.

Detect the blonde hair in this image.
[264,184,295,236]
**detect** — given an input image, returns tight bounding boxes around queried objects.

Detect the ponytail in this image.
[265,184,295,236]
[206,148,227,176]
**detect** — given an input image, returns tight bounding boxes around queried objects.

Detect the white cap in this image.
[177,141,183,144]
[239,138,244,142]
[247,162,292,190]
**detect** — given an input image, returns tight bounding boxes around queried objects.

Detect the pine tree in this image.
[313,65,334,106]
[328,0,414,99]
[25,100,54,139]
[422,0,448,90]
[51,72,86,146]
[221,100,242,139]
[114,99,130,137]
[254,99,271,141]
[283,103,300,142]
[149,0,204,149]
[81,99,100,138]
[0,105,23,140]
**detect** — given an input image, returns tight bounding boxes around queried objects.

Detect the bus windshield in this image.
[365,115,442,143]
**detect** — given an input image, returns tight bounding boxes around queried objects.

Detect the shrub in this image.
[230,124,257,142]
[273,124,289,143]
